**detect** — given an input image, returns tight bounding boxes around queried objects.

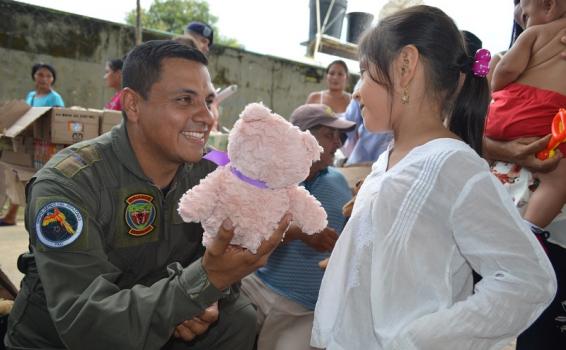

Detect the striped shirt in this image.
[256,167,352,310]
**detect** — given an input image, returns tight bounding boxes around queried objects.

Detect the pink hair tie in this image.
[472,48,491,78]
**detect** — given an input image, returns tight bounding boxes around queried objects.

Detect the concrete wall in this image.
[0,0,348,128]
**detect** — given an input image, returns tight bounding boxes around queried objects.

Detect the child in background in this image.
[25,63,64,107]
[312,6,556,350]
[486,0,566,233]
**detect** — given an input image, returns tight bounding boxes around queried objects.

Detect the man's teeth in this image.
[182,131,205,140]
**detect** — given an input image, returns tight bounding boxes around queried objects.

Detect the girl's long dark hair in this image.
[358,5,490,155]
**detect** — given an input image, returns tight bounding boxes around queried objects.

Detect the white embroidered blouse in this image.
[312,138,556,350]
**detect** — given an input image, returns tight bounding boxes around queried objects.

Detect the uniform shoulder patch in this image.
[35,202,84,248]
[54,145,101,178]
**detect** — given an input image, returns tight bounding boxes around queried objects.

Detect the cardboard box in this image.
[0,100,106,206]
[0,100,50,139]
[100,109,122,134]
[33,139,64,169]
[0,150,33,168]
[336,165,372,189]
[34,108,100,144]
[0,100,33,132]
[1,100,101,145]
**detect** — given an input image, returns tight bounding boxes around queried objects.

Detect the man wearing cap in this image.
[185,21,213,55]
[240,104,355,350]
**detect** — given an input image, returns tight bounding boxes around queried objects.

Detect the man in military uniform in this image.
[4,40,290,350]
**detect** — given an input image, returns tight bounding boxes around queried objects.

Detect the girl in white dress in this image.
[311,5,556,350]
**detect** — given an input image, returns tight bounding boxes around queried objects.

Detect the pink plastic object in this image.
[472,49,491,78]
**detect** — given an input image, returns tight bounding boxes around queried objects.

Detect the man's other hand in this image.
[302,227,338,252]
[174,302,219,341]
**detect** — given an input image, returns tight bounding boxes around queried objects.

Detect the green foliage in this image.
[125,0,242,48]
[217,36,241,48]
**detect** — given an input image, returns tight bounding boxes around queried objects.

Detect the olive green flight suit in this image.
[5,123,256,350]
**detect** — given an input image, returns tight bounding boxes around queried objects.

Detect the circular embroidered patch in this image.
[35,202,84,248]
[125,194,156,236]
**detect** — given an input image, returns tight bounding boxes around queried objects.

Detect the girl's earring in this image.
[401,88,409,104]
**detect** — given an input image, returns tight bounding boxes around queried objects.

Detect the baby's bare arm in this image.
[492,28,537,91]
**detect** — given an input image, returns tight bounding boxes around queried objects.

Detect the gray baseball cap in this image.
[290,104,356,132]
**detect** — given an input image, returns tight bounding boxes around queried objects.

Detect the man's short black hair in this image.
[31,63,57,84]
[122,40,208,100]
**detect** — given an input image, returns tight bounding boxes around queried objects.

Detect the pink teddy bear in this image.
[178,102,328,253]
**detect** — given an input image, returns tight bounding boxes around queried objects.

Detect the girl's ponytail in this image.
[448,50,491,156]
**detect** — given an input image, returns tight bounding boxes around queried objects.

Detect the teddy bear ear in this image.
[239,102,272,122]
[303,130,323,161]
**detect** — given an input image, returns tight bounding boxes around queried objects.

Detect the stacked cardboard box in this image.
[0,100,104,182]
[31,107,101,144]
[100,110,123,134]
[33,139,65,169]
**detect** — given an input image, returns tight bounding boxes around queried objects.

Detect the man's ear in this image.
[395,45,419,89]
[121,87,142,123]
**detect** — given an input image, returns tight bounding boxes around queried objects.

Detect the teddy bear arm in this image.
[178,172,221,222]
[287,187,328,234]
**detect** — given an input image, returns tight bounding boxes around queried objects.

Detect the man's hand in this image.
[302,228,338,252]
[507,136,562,173]
[202,214,292,291]
[484,135,562,173]
[174,302,219,341]
[281,225,338,252]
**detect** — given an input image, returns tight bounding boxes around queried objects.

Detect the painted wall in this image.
[0,0,347,128]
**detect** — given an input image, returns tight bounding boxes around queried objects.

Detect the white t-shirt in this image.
[312,138,556,350]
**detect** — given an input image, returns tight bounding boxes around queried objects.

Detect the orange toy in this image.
[536,108,566,160]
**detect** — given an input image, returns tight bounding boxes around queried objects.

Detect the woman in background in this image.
[104,58,123,110]
[306,60,351,113]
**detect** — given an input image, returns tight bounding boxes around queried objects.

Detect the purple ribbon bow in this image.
[204,150,269,189]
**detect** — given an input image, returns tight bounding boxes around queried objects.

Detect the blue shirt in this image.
[256,167,352,310]
[343,98,392,165]
[26,90,65,107]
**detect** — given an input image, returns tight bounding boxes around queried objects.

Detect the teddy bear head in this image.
[227,103,322,189]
